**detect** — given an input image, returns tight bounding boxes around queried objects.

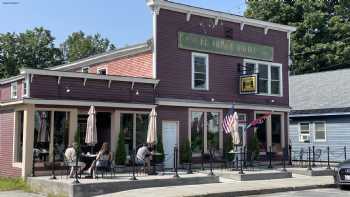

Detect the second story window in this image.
[244,60,282,96]
[97,67,107,75]
[192,52,209,90]
[81,67,89,73]
[23,77,29,98]
[11,82,18,99]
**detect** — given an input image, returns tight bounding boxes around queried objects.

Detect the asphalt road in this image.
[245,188,350,197]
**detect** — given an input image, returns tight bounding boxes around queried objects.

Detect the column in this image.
[68,109,78,145]
[22,104,35,177]
[110,110,120,155]
[266,115,272,150]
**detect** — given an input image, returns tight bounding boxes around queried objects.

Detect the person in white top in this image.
[136,144,152,173]
[64,143,85,178]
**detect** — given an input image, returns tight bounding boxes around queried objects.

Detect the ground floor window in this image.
[299,122,310,142]
[15,111,24,163]
[120,112,149,156]
[190,109,222,154]
[314,122,326,142]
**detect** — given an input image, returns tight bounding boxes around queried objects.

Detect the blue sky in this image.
[0,0,246,47]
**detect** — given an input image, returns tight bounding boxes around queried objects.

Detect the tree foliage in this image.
[245,0,350,74]
[0,27,115,79]
[61,31,116,62]
[115,130,127,165]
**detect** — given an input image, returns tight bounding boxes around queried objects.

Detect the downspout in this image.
[151,4,160,79]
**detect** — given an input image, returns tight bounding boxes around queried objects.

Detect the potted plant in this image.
[115,130,127,168]
[180,138,192,174]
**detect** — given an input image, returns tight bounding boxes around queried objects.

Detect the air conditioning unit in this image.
[300,134,310,143]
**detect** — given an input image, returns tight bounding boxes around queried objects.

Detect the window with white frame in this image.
[243,60,282,96]
[97,67,107,75]
[23,77,29,97]
[314,122,326,142]
[192,53,209,90]
[82,67,89,73]
[11,82,18,99]
[238,113,247,123]
[299,122,310,142]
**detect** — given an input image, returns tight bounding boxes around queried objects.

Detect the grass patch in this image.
[0,177,29,191]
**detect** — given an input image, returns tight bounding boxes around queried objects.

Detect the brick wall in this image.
[0,109,22,177]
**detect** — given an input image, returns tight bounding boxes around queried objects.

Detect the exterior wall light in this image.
[135,90,140,96]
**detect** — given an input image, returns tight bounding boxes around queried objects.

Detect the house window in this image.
[82,67,89,73]
[192,53,209,90]
[238,113,247,123]
[243,60,282,96]
[14,111,24,163]
[190,110,222,154]
[299,122,310,142]
[314,122,326,142]
[97,67,107,75]
[11,82,18,99]
[23,77,29,98]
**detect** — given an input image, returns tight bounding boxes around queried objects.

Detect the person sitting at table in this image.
[136,144,152,174]
[64,143,86,178]
[88,142,112,178]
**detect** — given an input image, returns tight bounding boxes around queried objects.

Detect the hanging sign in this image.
[240,74,258,94]
[178,32,273,61]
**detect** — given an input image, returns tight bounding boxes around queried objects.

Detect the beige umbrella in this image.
[85,106,97,152]
[146,108,157,145]
[231,112,241,146]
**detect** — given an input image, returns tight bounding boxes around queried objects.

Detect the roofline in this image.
[290,112,350,118]
[49,41,152,71]
[0,75,25,85]
[147,0,296,33]
[290,68,350,79]
[21,68,159,85]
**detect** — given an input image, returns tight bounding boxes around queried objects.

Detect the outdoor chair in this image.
[95,160,112,179]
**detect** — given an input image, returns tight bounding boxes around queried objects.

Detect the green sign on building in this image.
[178,32,273,61]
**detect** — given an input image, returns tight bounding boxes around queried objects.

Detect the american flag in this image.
[223,105,235,134]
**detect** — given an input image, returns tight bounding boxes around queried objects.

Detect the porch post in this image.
[266,115,272,151]
[111,110,120,155]
[69,109,78,145]
[22,104,35,177]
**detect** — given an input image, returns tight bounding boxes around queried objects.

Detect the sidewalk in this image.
[98,173,335,197]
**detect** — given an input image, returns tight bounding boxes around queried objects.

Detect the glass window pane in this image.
[121,113,134,156]
[194,73,206,80]
[258,64,268,78]
[15,111,24,162]
[258,79,268,94]
[315,130,325,140]
[136,114,149,147]
[271,66,280,80]
[300,123,310,134]
[315,123,325,131]
[195,63,206,73]
[271,81,280,95]
[194,56,206,66]
[191,112,204,154]
[207,112,220,151]
[245,63,255,75]
[271,115,281,144]
[54,112,70,161]
[34,111,51,163]
[193,55,207,89]
[195,80,206,89]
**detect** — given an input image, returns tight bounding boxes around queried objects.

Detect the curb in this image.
[189,184,336,197]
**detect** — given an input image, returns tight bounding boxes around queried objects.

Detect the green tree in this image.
[245,0,350,74]
[61,31,116,62]
[155,138,165,162]
[115,130,127,165]
[180,139,192,163]
[0,27,62,78]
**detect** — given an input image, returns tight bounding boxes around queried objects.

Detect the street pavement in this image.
[0,191,45,197]
[244,188,350,197]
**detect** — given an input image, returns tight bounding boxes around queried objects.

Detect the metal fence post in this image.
[243,146,247,168]
[288,145,292,165]
[201,149,205,171]
[130,149,137,180]
[307,147,312,171]
[208,148,215,176]
[312,146,316,167]
[327,146,331,170]
[239,147,244,174]
[281,146,287,172]
[32,153,35,177]
[50,148,56,180]
[268,146,273,169]
[173,146,179,178]
[344,146,347,161]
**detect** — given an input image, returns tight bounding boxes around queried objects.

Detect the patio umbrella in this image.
[231,112,241,146]
[85,106,97,153]
[146,108,157,145]
[38,112,49,143]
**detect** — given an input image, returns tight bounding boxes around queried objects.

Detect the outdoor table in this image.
[81,153,97,172]
[149,152,163,175]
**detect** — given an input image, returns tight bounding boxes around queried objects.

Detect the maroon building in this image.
[0,0,295,177]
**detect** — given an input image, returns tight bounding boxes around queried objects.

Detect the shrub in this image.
[247,133,260,160]
[74,129,81,153]
[180,138,192,163]
[115,130,126,165]
[155,138,165,162]
[224,134,235,161]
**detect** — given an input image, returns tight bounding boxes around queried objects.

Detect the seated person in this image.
[88,142,112,178]
[64,143,86,178]
[136,144,152,173]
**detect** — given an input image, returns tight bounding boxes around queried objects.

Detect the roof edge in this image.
[50,41,152,71]
[147,0,296,33]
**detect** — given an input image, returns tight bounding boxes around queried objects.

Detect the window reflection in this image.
[191,112,204,154]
